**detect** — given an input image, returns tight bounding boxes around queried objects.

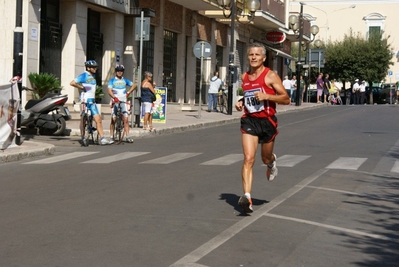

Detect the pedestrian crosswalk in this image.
[22,152,399,173]
[325,157,368,170]
[139,153,202,164]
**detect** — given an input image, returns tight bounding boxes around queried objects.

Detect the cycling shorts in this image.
[111,102,128,118]
[81,99,100,116]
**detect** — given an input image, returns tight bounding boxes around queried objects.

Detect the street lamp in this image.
[289,2,319,106]
[217,0,260,115]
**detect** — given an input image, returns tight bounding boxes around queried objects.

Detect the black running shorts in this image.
[240,115,278,144]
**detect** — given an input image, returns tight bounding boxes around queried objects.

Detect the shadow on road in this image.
[219,193,269,216]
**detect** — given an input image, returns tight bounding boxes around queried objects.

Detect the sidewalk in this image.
[0,102,324,163]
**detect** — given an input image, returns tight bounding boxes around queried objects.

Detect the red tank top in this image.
[242,67,276,118]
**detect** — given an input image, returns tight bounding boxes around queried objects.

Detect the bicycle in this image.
[80,103,99,146]
[112,102,127,144]
[328,89,342,105]
[218,89,228,113]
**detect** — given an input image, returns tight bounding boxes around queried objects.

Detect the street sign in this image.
[135,17,150,41]
[192,41,211,119]
[388,70,393,76]
[193,41,211,59]
[308,49,324,71]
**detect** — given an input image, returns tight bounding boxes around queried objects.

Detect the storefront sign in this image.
[265,31,286,44]
[87,0,130,14]
[141,87,167,123]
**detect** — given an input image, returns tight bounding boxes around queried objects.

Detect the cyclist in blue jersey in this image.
[108,64,137,143]
[70,60,114,146]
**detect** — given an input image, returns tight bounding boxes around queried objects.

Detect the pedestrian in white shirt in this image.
[282,75,292,101]
[352,79,360,104]
[207,71,224,112]
[360,80,367,104]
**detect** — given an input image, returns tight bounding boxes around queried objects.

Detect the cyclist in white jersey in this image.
[108,64,137,143]
[70,60,113,146]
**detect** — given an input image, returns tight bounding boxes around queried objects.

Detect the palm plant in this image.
[95,85,105,101]
[28,72,62,99]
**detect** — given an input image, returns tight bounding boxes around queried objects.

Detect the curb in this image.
[0,141,55,163]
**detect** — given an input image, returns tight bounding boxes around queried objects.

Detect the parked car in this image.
[366,84,397,104]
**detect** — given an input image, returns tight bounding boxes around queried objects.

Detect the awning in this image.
[265,45,296,61]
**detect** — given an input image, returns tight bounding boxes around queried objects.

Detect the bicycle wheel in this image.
[86,115,96,145]
[113,114,123,142]
[80,114,88,146]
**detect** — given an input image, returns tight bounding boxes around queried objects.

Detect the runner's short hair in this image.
[247,42,266,56]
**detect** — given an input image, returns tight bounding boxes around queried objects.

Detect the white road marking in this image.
[390,160,399,173]
[200,154,242,165]
[264,213,399,244]
[305,185,393,201]
[169,169,329,267]
[83,152,150,164]
[272,155,311,167]
[23,152,99,164]
[139,153,202,164]
[326,157,367,170]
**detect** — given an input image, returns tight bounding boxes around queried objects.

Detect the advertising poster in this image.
[141,86,167,123]
[0,82,19,150]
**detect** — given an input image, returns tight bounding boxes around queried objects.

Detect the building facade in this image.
[2,0,314,108]
[290,0,399,84]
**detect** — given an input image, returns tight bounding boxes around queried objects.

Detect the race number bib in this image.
[244,88,264,113]
[82,83,96,99]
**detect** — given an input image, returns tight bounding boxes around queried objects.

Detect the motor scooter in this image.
[21,90,71,136]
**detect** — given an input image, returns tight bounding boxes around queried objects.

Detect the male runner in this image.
[235,43,290,213]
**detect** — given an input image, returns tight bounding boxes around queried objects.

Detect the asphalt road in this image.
[1,105,399,267]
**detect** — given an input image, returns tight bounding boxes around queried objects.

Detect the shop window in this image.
[87,9,103,85]
[163,30,178,102]
[216,45,224,70]
[39,0,62,79]
[141,26,155,75]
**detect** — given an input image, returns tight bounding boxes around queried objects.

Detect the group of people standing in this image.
[282,75,306,104]
[70,60,156,146]
[316,73,342,104]
[351,79,367,105]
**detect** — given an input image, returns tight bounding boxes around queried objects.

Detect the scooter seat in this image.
[25,93,68,110]
[25,99,42,110]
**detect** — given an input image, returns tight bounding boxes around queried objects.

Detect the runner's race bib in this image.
[82,83,96,99]
[244,88,264,113]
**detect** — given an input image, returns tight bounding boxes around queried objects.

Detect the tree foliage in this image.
[323,29,393,86]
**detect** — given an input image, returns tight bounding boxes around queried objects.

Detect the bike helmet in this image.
[115,64,125,72]
[84,60,98,67]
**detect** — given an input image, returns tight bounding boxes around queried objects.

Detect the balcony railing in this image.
[261,0,285,23]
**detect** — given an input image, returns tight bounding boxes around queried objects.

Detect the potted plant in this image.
[95,85,105,103]
[28,72,62,99]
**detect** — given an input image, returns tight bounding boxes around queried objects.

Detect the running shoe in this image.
[125,136,134,143]
[238,195,253,213]
[266,153,278,181]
